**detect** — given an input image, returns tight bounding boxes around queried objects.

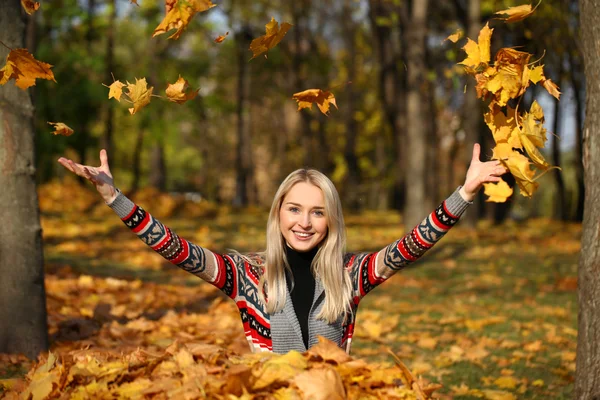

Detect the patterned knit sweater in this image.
[108,187,470,354]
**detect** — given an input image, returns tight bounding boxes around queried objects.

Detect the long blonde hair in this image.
[258,169,352,323]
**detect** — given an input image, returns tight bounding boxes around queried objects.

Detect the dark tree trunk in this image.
[575,1,600,397]
[149,139,166,191]
[130,127,144,194]
[0,0,48,358]
[102,0,115,159]
[551,74,567,221]
[568,48,585,222]
[404,0,429,228]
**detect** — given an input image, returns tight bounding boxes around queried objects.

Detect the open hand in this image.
[459,143,508,202]
[57,149,118,203]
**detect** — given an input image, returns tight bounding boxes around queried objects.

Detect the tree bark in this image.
[403,0,429,228]
[575,0,600,397]
[0,0,48,358]
[102,0,115,159]
[568,45,585,222]
[551,74,567,221]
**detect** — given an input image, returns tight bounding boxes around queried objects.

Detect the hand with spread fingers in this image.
[57,149,118,204]
[459,143,509,202]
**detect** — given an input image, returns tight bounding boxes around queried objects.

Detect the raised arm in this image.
[349,143,508,299]
[57,150,240,299]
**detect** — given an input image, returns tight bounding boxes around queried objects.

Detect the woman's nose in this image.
[298,213,312,229]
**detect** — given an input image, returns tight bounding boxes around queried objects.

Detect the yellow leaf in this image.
[125,78,153,115]
[292,88,338,115]
[495,4,537,23]
[0,48,55,90]
[482,389,517,400]
[532,379,544,387]
[249,17,292,59]
[542,78,561,100]
[252,351,307,390]
[153,0,216,40]
[460,23,493,71]
[529,65,545,84]
[21,0,40,15]
[445,29,463,43]
[484,179,513,203]
[165,75,199,104]
[307,336,352,364]
[494,376,518,389]
[485,66,522,107]
[485,106,518,143]
[48,122,74,137]
[519,112,549,169]
[107,80,125,101]
[294,368,346,400]
[417,337,438,350]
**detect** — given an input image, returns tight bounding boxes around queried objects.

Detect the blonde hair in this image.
[258,169,353,323]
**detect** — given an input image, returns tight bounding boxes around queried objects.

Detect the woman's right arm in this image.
[57,150,239,299]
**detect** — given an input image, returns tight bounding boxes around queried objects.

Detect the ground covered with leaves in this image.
[0,180,579,399]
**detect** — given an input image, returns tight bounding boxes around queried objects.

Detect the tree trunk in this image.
[462,0,481,227]
[551,75,567,221]
[568,47,585,222]
[575,1,600,397]
[403,0,429,228]
[149,139,166,191]
[102,0,115,159]
[0,0,48,358]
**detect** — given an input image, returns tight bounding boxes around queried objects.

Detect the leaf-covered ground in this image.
[0,180,579,399]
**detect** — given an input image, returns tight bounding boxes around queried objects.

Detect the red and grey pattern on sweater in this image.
[110,187,469,354]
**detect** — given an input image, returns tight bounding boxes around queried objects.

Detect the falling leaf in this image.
[529,65,545,84]
[106,80,125,101]
[541,78,561,100]
[129,0,140,5]
[484,179,513,203]
[495,3,537,23]
[48,122,74,137]
[153,0,217,40]
[0,48,55,90]
[292,88,338,115]
[460,23,493,72]
[214,32,229,43]
[21,0,40,14]
[165,75,199,104]
[125,78,154,115]
[249,17,292,59]
[444,29,463,43]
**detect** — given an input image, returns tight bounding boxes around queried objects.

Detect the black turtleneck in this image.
[285,245,317,349]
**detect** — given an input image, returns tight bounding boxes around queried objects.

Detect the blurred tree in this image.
[0,0,48,358]
[575,0,600,397]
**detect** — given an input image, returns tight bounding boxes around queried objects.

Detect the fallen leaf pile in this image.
[456,4,560,202]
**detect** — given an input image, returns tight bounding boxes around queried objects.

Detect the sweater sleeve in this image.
[108,190,240,300]
[347,187,471,300]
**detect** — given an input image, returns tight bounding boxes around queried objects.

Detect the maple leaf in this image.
[494,3,539,23]
[21,0,40,15]
[541,78,561,100]
[519,113,549,169]
[484,105,518,144]
[214,32,229,43]
[153,0,216,40]
[125,78,154,115]
[484,179,513,203]
[444,29,463,43]
[48,122,74,137]
[460,23,493,72]
[165,75,199,104]
[249,17,292,59]
[294,368,346,400]
[0,48,55,90]
[292,88,338,115]
[107,80,125,101]
[529,65,545,84]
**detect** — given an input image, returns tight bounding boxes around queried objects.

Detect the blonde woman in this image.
[57,144,506,354]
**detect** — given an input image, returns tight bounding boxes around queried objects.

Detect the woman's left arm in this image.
[350,143,507,298]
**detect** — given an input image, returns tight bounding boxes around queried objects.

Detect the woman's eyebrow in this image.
[284,202,325,209]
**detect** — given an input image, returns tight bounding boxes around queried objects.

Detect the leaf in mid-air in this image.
[494,3,538,23]
[292,88,338,116]
[21,0,40,15]
[165,75,199,104]
[444,29,463,43]
[0,48,55,90]
[214,32,229,43]
[484,179,513,203]
[107,80,126,101]
[249,17,292,59]
[47,122,74,137]
[153,0,216,40]
[459,23,493,72]
[125,78,154,115]
[541,79,561,100]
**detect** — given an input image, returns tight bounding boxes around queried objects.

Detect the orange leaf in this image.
[214,32,229,43]
[153,0,216,40]
[165,75,199,104]
[125,78,153,115]
[292,88,338,115]
[48,122,74,137]
[541,78,561,100]
[495,3,537,23]
[0,48,55,90]
[294,368,346,400]
[21,0,40,15]
[249,17,292,59]
[130,0,140,5]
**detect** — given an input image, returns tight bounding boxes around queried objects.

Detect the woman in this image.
[57,144,506,354]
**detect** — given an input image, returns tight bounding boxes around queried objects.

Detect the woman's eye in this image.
[289,207,299,213]
[313,210,324,217]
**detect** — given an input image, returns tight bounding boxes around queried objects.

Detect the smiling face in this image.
[279,181,329,252]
